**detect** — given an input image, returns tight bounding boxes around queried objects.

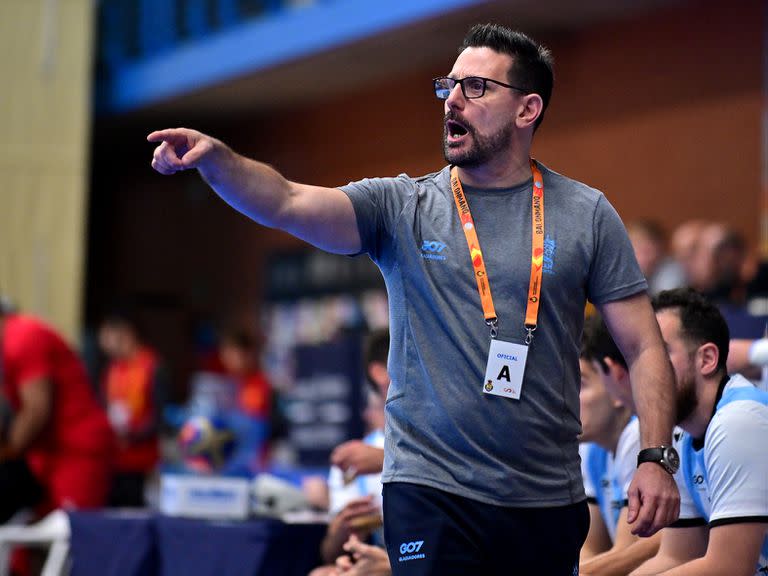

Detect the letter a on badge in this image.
[483,339,527,400]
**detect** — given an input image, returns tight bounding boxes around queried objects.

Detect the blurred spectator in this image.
[0,308,114,522]
[217,326,273,474]
[683,223,768,341]
[627,220,685,295]
[98,310,169,507]
[687,223,745,303]
[670,219,708,287]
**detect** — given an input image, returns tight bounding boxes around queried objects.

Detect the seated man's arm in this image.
[581,507,661,576]
[655,522,767,576]
[330,442,384,478]
[631,524,708,575]
[580,501,612,562]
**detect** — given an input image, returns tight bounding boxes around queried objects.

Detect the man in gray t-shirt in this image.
[148,22,679,576]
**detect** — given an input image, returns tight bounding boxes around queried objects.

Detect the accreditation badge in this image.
[483,339,528,400]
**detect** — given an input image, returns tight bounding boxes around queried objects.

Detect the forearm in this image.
[197,139,294,230]
[632,553,684,575]
[3,409,47,458]
[630,344,675,447]
[581,535,660,576]
[657,557,754,576]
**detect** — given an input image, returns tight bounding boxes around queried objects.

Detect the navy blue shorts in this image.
[383,482,589,576]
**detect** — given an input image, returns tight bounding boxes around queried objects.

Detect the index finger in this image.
[147,128,188,144]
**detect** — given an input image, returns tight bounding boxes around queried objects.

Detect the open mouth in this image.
[446,120,468,140]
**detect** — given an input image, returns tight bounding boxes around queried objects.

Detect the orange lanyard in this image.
[450,159,544,343]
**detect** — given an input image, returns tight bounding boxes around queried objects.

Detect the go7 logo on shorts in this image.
[399,540,424,555]
[398,539,427,562]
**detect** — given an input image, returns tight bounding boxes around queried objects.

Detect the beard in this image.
[442,112,515,168]
[675,371,698,424]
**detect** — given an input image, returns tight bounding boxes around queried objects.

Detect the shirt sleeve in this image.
[340,175,414,261]
[587,194,648,305]
[705,402,768,526]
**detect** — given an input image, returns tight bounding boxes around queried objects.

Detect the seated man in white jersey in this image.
[310,329,390,576]
[632,288,768,576]
[578,314,658,575]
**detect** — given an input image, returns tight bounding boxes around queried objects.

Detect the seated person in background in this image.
[310,328,390,576]
[632,288,768,576]
[578,314,654,576]
[217,326,273,474]
[99,310,169,507]
[627,220,686,296]
[329,326,390,480]
[686,223,768,336]
[0,307,114,521]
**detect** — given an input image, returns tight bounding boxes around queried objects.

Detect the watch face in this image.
[663,446,680,472]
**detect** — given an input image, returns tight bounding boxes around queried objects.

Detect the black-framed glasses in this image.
[433,76,528,100]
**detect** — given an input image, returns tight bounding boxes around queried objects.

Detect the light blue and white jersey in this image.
[675,374,768,575]
[579,416,640,542]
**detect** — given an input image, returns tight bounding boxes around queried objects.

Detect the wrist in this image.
[637,445,680,474]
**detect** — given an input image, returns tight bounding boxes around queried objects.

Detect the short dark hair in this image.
[364,328,390,393]
[652,288,730,372]
[581,312,627,373]
[101,305,143,337]
[460,23,554,130]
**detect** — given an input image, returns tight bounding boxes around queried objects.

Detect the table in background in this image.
[67,511,325,576]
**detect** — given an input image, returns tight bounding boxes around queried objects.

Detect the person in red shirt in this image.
[98,312,168,506]
[0,308,114,522]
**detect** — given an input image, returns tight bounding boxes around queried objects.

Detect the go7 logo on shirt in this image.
[421,240,446,253]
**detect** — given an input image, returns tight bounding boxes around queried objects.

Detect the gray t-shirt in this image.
[341,163,646,507]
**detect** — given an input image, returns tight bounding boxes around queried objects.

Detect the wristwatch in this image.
[637,446,680,474]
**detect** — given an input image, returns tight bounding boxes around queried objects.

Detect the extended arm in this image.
[148,128,361,254]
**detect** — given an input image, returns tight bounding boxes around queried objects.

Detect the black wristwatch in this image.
[637,446,680,474]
